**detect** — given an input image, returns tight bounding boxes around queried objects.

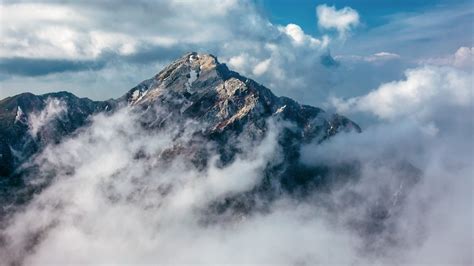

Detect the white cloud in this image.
[227,53,247,71]
[0,1,243,59]
[1,3,83,21]
[278,24,326,48]
[1,3,89,59]
[421,46,474,69]
[368,52,400,61]
[453,46,473,68]
[316,4,360,39]
[28,98,67,136]
[282,24,306,44]
[252,58,271,76]
[335,52,400,62]
[330,65,471,120]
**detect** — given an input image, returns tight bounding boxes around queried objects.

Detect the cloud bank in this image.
[330,64,471,120]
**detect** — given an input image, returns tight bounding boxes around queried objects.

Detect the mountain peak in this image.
[186,52,220,71]
[122,52,360,136]
[126,52,231,105]
[156,52,220,79]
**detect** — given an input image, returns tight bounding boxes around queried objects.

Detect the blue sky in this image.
[261,0,473,55]
[262,0,460,32]
[0,0,472,106]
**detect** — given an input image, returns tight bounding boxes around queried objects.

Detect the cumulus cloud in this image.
[1,0,330,62]
[278,24,327,48]
[453,46,474,68]
[420,46,474,69]
[0,1,239,59]
[252,58,271,76]
[227,53,247,70]
[316,4,360,39]
[330,65,471,120]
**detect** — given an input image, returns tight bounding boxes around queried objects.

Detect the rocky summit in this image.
[0,52,360,215]
[125,53,359,135]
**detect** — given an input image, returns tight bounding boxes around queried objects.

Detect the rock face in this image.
[0,52,360,212]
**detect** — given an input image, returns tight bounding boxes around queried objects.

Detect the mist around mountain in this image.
[0,53,472,265]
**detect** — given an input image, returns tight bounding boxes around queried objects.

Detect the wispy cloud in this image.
[344,2,473,57]
[316,4,360,40]
[28,97,67,136]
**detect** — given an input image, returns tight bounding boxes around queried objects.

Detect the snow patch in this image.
[132,90,140,100]
[185,69,199,93]
[15,106,25,123]
[189,54,198,63]
[189,69,198,84]
[130,89,149,104]
[137,90,148,102]
[275,105,286,114]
